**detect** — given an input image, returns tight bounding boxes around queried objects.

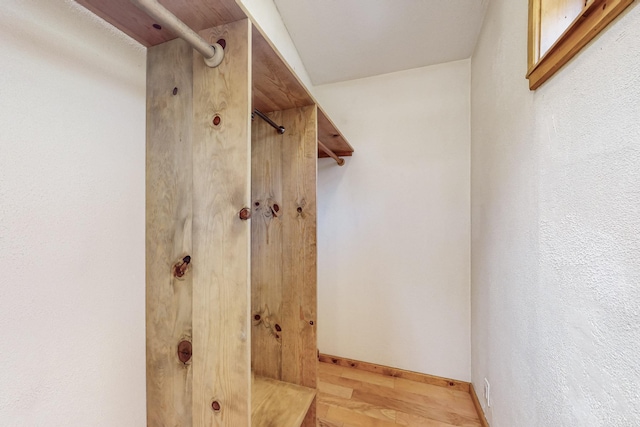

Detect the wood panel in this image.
[250,27,354,159]
[301,396,318,427]
[319,354,470,393]
[319,393,397,422]
[317,107,354,158]
[251,27,313,113]
[251,105,318,426]
[280,105,318,393]
[252,376,316,427]
[76,0,245,47]
[319,363,483,427]
[351,386,481,427]
[250,107,284,380]
[191,19,252,427]
[76,1,355,160]
[146,37,194,427]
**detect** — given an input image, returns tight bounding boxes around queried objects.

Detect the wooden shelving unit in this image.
[76,0,353,426]
[252,376,316,427]
[77,0,354,160]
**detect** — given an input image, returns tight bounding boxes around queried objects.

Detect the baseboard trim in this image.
[469,383,490,427]
[318,353,469,393]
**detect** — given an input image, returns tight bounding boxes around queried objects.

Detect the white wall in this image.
[0,1,146,425]
[314,60,471,381]
[471,1,640,426]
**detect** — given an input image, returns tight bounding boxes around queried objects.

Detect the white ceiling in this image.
[273,0,489,85]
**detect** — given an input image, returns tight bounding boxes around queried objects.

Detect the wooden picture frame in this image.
[527,0,636,90]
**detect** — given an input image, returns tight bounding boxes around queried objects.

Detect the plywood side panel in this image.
[191,19,252,427]
[251,106,318,427]
[281,106,318,427]
[146,38,194,426]
[279,105,317,390]
[251,111,284,380]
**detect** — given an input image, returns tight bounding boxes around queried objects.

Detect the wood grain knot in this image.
[254,314,261,321]
[152,23,161,30]
[239,208,251,220]
[177,340,192,364]
[273,204,280,213]
[274,324,282,332]
[211,400,221,412]
[297,207,303,213]
[309,320,314,326]
[217,39,226,49]
[173,255,191,278]
[172,87,178,95]
[212,114,221,127]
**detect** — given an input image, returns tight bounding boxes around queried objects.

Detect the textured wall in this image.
[471,1,640,425]
[314,60,471,381]
[0,1,146,425]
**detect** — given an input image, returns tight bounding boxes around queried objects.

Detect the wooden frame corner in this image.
[527,0,636,90]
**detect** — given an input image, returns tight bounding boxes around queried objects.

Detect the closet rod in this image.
[130,0,224,67]
[318,140,345,166]
[253,109,286,134]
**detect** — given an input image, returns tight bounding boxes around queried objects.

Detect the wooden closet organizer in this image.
[77,0,354,426]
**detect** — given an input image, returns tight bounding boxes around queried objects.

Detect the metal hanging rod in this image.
[318,140,345,166]
[130,0,224,67]
[253,109,286,134]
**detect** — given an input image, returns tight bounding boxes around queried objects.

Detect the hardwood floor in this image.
[318,362,482,427]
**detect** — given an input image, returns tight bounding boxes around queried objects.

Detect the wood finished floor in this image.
[318,362,482,427]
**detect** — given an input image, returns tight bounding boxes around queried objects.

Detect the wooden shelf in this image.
[317,107,353,158]
[252,376,316,427]
[76,0,354,159]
